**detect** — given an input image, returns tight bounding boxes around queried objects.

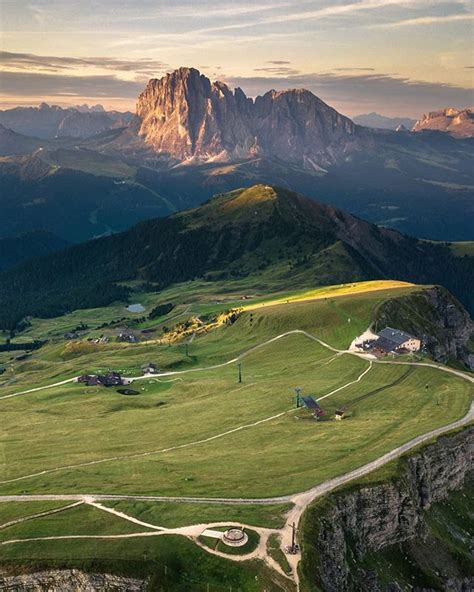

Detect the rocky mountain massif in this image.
[0,184,473,331]
[136,67,359,169]
[0,103,133,139]
[413,108,474,139]
[301,427,474,592]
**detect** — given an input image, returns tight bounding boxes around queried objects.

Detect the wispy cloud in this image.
[333,67,375,71]
[255,66,301,75]
[181,0,449,34]
[266,60,291,65]
[0,51,168,76]
[126,1,293,21]
[373,12,473,28]
[0,70,144,98]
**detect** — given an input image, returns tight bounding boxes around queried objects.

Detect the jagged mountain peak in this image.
[135,67,359,169]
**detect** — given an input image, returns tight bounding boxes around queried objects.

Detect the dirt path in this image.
[0,501,83,531]
[318,360,372,401]
[0,377,77,401]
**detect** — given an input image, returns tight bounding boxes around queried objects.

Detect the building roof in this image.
[373,336,399,353]
[302,396,321,410]
[377,327,416,346]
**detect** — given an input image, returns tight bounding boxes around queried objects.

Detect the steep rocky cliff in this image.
[300,427,474,592]
[413,108,474,138]
[373,285,474,369]
[0,569,146,591]
[135,67,359,169]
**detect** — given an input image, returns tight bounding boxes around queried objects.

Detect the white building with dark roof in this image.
[375,327,421,353]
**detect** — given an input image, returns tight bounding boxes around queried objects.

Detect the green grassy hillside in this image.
[0,279,472,589]
[1,184,473,331]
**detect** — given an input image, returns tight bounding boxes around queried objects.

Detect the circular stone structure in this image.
[222,528,248,547]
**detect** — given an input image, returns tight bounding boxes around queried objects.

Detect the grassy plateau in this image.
[0,279,471,589]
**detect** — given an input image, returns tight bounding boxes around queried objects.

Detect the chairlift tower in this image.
[295,387,302,408]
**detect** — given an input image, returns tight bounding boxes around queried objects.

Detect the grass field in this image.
[103,500,292,529]
[0,279,471,588]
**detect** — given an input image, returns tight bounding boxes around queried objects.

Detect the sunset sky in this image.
[1,0,473,117]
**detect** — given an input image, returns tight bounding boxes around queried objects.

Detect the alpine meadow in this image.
[0,2,473,591]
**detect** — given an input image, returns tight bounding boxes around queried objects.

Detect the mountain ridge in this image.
[0,103,133,140]
[413,107,474,138]
[0,184,472,330]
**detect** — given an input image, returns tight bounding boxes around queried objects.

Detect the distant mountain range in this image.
[0,184,472,330]
[0,67,472,245]
[0,102,133,139]
[412,108,474,139]
[352,113,417,131]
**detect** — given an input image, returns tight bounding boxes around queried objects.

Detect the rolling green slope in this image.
[0,281,471,590]
[0,184,473,331]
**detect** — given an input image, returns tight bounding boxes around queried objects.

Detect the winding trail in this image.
[0,501,83,531]
[0,377,76,401]
[318,360,372,401]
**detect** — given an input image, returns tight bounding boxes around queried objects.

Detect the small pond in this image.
[126,303,145,313]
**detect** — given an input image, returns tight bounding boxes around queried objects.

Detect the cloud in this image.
[373,12,474,28]
[127,1,293,20]
[0,70,144,98]
[254,66,301,75]
[333,67,376,71]
[266,60,291,65]
[0,51,168,77]
[176,0,447,35]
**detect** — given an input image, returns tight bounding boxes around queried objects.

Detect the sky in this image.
[0,0,473,117]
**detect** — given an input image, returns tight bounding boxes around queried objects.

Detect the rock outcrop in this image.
[0,569,146,591]
[136,67,359,169]
[413,108,474,138]
[301,427,474,592]
[374,285,474,369]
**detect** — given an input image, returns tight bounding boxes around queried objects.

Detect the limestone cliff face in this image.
[374,285,474,369]
[136,67,358,169]
[0,569,145,591]
[413,108,474,138]
[301,428,474,592]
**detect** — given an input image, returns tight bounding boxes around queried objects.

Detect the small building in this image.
[78,374,101,386]
[302,396,325,419]
[64,331,80,340]
[377,327,421,352]
[77,371,123,387]
[99,372,123,387]
[335,409,345,421]
[117,330,139,343]
[142,362,159,374]
[369,327,421,356]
